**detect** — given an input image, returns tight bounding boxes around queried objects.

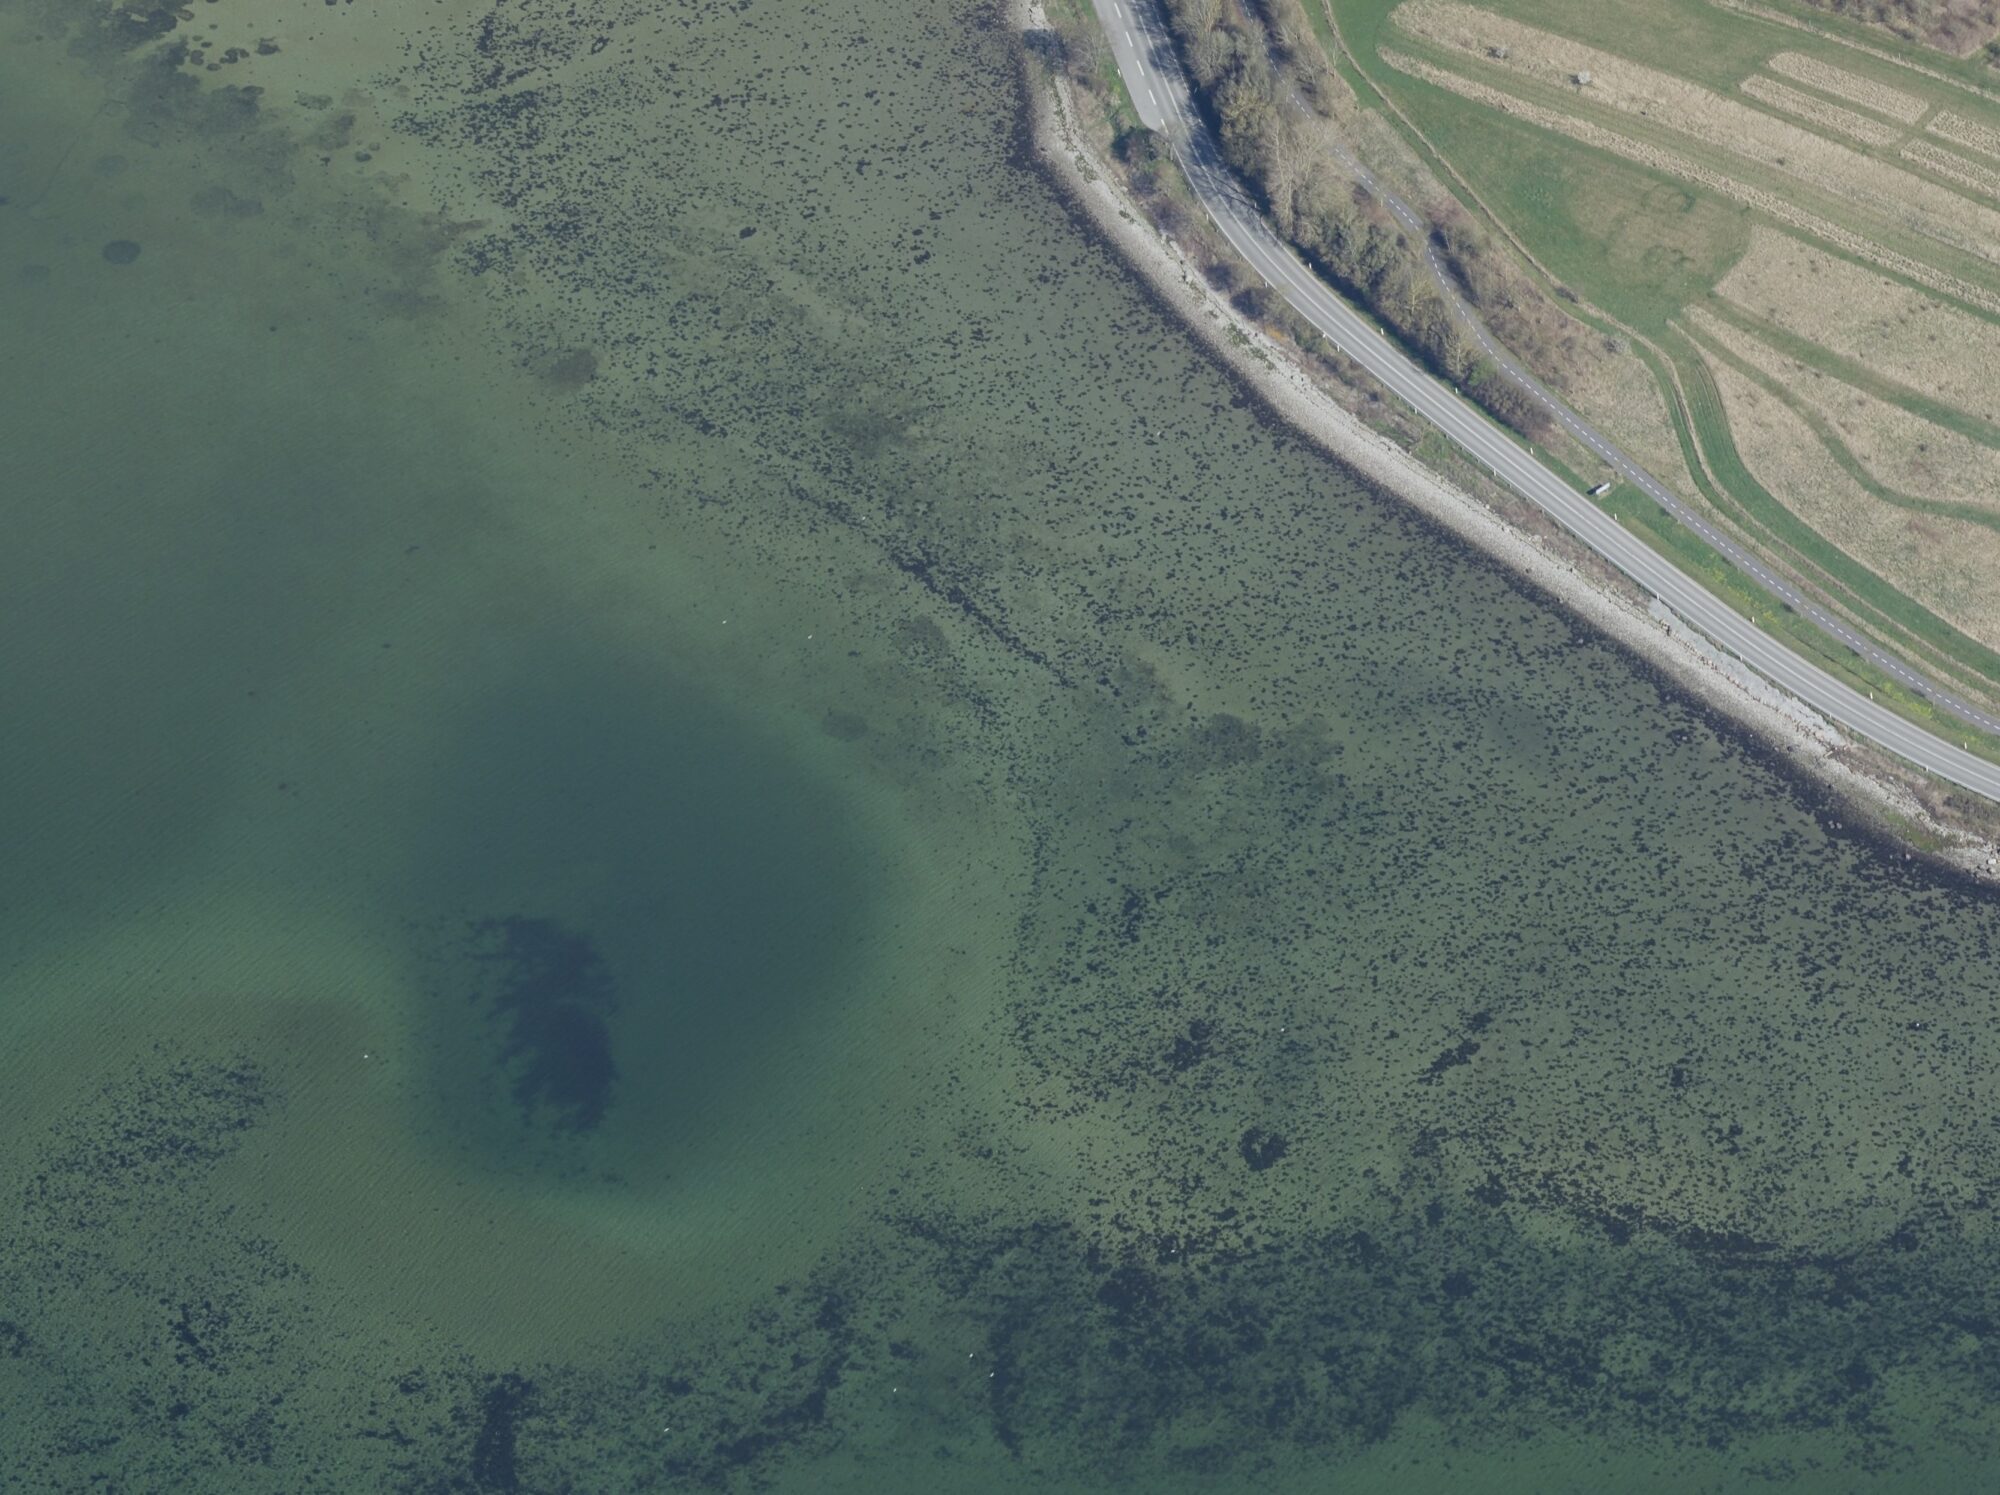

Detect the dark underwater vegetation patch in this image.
[465,915,618,1136]
[469,1372,536,1492]
[1238,1126,1288,1170]
[13,1048,2000,1489]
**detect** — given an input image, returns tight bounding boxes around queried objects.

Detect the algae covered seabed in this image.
[5,0,2000,1489]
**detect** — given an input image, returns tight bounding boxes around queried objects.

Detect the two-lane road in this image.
[1087,0,2000,802]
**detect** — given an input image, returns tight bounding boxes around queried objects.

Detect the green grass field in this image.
[1329,0,1754,339]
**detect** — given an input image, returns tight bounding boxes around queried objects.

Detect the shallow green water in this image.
[6,0,2000,1490]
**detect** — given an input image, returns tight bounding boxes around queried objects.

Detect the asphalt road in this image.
[1086,0,2000,802]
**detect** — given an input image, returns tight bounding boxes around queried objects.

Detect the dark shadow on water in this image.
[408,640,885,1180]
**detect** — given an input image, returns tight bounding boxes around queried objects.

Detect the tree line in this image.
[1160,0,1553,441]
[1796,0,2000,57]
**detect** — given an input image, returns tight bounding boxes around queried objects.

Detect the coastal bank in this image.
[1016,0,2000,872]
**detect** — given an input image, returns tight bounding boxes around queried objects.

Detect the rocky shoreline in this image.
[1015,0,2000,875]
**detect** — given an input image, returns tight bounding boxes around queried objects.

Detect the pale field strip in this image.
[1711,0,2000,102]
[1740,75,1903,146]
[1381,50,2000,318]
[1904,138,2000,200]
[1764,50,1926,123]
[1694,343,2000,648]
[1715,228,2000,424]
[1390,1,2000,270]
[1687,303,2000,515]
[1932,108,2000,159]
